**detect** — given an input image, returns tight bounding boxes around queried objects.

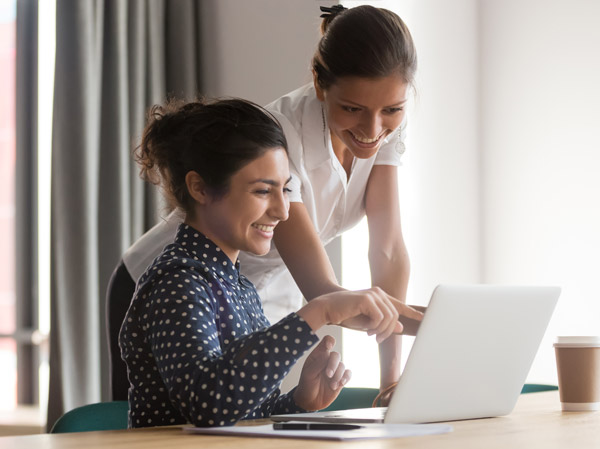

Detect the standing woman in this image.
[242,4,417,399]
[115,5,418,402]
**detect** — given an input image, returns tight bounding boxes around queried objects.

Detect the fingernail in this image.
[326,369,334,378]
[330,381,338,390]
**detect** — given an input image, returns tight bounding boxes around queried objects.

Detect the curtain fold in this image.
[15,0,39,406]
[49,0,203,430]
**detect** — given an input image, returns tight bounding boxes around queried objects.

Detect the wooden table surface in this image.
[0,391,598,449]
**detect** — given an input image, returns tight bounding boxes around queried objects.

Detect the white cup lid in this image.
[554,336,600,348]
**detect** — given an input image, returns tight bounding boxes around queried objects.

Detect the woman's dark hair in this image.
[313,5,417,90]
[135,98,288,212]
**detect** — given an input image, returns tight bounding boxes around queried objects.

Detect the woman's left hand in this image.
[293,335,351,411]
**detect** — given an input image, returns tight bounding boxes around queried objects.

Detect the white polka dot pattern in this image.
[119,224,318,428]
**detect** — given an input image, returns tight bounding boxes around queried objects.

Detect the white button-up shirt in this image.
[241,84,405,321]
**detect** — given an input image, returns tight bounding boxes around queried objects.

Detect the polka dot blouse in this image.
[119,224,319,428]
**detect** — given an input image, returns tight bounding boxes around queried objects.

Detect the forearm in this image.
[274,203,344,300]
[368,243,410,301]
[378,335,403,388]
[369,244,410,388]
[275,235,341,300]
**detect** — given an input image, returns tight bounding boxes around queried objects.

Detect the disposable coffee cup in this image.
[554,336,600,411]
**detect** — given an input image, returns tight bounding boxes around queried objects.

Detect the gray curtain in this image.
[49,0,203,430]
[16,0,39,406]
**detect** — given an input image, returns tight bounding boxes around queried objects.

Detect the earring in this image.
[396,130,406,155]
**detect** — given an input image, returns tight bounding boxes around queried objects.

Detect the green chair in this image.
[323,383,557,413]
[50,401,129,433]
[521,383,558,394]
[322,387,379,411]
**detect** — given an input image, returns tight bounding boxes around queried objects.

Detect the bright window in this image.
[339,0,417,389]
[37,0,56,411]
[0,0,17,410]
[0,0,55,411]
[340,219,380,388]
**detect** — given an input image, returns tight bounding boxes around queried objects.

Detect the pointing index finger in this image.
[389,298,425,321]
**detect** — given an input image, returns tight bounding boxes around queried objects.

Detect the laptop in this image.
[272,284,560,424]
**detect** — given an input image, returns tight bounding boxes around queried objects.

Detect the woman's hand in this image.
[339,295,424,340]
[397,305,427,336]
[298,287,424,343]
[293,336,351,411]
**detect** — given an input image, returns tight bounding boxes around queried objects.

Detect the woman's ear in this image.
[185,171,210,205]
[312,70,325,102]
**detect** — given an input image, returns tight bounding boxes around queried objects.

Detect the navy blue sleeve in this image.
[139,275,319,427]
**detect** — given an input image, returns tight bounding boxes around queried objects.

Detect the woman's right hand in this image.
[297,287,424,343]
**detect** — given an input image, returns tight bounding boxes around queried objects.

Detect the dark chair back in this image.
[50,401,129,433]
[521,383,558,394]
[322,387,379,411]
[323,384,557,413]
[106,260,136,401]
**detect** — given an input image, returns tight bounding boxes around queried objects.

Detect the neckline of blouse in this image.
[174,224,241,283]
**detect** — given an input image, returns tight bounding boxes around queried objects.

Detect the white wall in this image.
[480,0,600,382]
[199,0,322,105]
[392,0,482,306]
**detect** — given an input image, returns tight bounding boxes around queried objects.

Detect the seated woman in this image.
[119,98,423,428]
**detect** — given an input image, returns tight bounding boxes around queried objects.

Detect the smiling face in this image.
[315,74,409,161]
[190,148,291,263]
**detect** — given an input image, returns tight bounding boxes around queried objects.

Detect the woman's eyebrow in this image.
[249,176,293,186]
[340,98,408,108]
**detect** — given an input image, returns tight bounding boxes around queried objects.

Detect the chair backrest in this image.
[50,401,129,433]
[322,387,379,411]
[322,384,556,413]
[521,383,558,394]
[106,260,136,401]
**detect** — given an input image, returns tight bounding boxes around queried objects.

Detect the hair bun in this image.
[313,5,417,89]
[319,4,347,18]
[319,4,347,33]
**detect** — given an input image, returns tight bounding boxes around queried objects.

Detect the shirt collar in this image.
[302,88,334,171]
[175,223,240,282]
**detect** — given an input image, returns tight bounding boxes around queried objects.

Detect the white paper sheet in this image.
[184,421,453,441]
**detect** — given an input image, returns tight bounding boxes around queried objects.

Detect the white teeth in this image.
[352,133,380,144]
[253,224,274,232]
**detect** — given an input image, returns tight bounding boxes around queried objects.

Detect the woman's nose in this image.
[361,112,382,138]
[269,190,290,222]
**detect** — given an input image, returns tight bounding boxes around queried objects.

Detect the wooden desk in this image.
[0,391,597,449]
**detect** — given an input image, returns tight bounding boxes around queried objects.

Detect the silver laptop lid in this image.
[271,284,560,424]
[384,284,560,423]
